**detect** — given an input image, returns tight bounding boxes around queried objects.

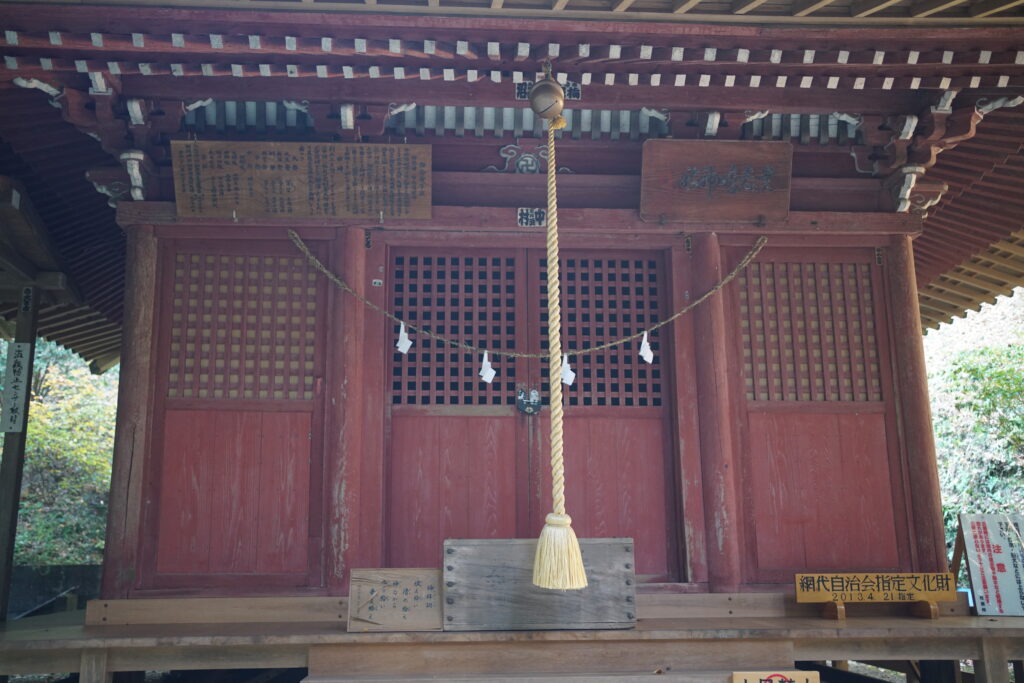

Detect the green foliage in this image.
[1,341,118,565]
[929,343,1024,548]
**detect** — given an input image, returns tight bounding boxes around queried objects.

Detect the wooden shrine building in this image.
[1,0,1024,679]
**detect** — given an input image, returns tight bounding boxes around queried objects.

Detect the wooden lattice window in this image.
[739,260,882,402]
[167,251,319,401]
[390,253,518,406]
[540,256,664,407]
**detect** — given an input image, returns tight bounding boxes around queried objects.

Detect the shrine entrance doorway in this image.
[385,247,682,582]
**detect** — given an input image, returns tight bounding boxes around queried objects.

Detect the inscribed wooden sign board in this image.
[795,573,956,603]
[733,673,820,683]
[442,538,636,631]
[171,140,431,220]
[640,140,792,222]
[960,513,1024,616]
[347,568,443,632]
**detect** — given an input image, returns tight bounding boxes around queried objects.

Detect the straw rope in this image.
[545,115,567,517]
[287,230,767,361]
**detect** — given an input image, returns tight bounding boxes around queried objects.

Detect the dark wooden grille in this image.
[390,252,518,406]
[540,256,664,407]
[167,251,319,401]
[739,260,882,402]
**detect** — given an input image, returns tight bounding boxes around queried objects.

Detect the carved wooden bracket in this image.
[882,165,947,216]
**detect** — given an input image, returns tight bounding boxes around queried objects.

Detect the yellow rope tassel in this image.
[533,114,587,591]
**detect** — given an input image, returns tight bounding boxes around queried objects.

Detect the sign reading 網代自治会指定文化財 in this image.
[171,140,431,220]
[640,139,792,223]
[794,572,957,604]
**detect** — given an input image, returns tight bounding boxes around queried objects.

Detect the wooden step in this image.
[303,672,734,682]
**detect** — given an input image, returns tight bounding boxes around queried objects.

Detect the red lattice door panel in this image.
[385,248,680,582]
[530,252,678,582]
[733,248,907,582]
[144,239,328,593]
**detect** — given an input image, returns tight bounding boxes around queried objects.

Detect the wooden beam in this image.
[910,0,967,14]
[613,0,636,10]
[851,0,904,16]
[115,76,929,116]
[792,0,839,15]
[117,202,923,236]
[0,287,40,626]
[970,0,1024,15]
[552,0,570,9]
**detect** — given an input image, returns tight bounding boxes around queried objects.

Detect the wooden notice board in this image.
[640,140,791,222]
[795,573,956,604]
[347,568,443,632]
[442,538,637,631]
[959,513,1024,616]
[171,140,431,220]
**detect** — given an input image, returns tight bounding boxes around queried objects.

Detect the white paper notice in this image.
[961,513,1024,616]
[639,331,654,364]
[561,354,576,386]
[478,351,496,384]
[396,322,413,354]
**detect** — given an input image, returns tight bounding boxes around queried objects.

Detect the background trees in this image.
[0,342,117,565]
[924,287,1024,551]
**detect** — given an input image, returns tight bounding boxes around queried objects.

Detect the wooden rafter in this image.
[792,0,840,15]
[850,0,905,15]
[672,0,703,12]
[732,0,772,14]
[970,0,1024,15]
[911,0,969,15]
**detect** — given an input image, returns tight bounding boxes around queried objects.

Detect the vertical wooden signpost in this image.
[0,286,39,639]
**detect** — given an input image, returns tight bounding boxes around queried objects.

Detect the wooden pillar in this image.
[0,285,40,624]
[886,235,947,572]
[79,649,112,683]
[691,233,742,592]
[101,225,158,598]
[976,639,1010,683]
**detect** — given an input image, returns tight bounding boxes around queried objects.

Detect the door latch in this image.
[516,387,541,415]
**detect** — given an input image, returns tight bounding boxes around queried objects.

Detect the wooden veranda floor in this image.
[1,596,1023,682]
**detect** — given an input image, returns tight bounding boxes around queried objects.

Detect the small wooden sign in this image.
[443,538,636,631]
[1,341,31,433]
[795,573,956,604]
[733,672,820,683]
[172,140,431,220]
[958,513,1024,616]
[347,568,443,632]
[640,140,792,222]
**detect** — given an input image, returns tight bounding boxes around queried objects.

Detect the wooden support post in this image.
[976,639,1010,683]
[821,600,846,620]
[101,225,157,598]
[910,600,940,619]
[691,233,742,592]
[0,286,39,683]
[79,649,112,683]
[0,287,40,619]
[886,235,947,573]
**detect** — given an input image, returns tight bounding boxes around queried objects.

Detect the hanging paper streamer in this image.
[396,322,413,354]
[561,354,576,386]
[479,351,496,384]
[639,331,654,364]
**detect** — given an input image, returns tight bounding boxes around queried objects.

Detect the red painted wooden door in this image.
[144,239,328,592]
[385,248,679,581]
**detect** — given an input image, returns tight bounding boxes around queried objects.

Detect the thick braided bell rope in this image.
[545,115,568,520]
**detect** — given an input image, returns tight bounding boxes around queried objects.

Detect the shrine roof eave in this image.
[2,0,1024,27]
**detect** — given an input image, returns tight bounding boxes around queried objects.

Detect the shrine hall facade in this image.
[1,6,1024,603]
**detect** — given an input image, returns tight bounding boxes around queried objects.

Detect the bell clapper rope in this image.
[528,62,588,591]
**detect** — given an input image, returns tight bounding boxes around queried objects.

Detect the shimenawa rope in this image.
[286,231,767,361]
